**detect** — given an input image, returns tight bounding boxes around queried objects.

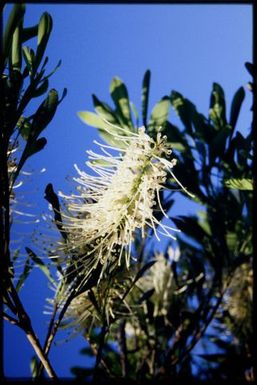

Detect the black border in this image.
[1,1,255,384]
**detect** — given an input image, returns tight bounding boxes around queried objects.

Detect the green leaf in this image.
[25,247,55,284]
[27,137,47,154]
[148,97,170,130]
[2,3,25,68]
[11,22,22,70]
[16,255,33,292]
[22,25,38,42]
[208,125,231,164]
[229,86,245,131]
[209,82,227,129]
[134,260,156,282]
[34,12,53,73]
[92,94,119,124]
[78,111,127,148]
[164,121,188,152]
[170,91,195,134]
[142,69,151,127]
[130,101,139,126]
[224,178,253,190]
[32,78,49,98]
[110,77,133,128]
[30,89,59,138]
[17,116,32,141]
[22,46,35,74]
[30,356,39,378]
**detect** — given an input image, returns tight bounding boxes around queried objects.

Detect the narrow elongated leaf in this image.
[16,255,33,292]
[138,288,155,304]
[149,97,170,130]
[28,136,47,155]
[2,4,25,68]
[245,62,255,77]
[34,12,53,72]
[30,89,58,138]
[224,178,253,190]
[30,356,39,378]
[22,25,38,42]
[209,82,227,128]
[11,22,22,70]
[25,247,55,284]
[44,183,67,241]
[92,94,119,124]
[229,86,245,131]
[170,91,194,133]
[22,46,35,74]
[78,111,127,148]
[134,260,156,282]
[32,78,49,98]
[110,77,133,128]
[142,69,151,127]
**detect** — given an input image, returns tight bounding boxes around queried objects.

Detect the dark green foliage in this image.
[71,70,252,383]
[1,3,66,320]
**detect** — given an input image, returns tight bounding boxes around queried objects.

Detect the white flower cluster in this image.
[59,125,193,285]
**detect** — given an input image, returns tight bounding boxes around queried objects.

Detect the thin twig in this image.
[118,319,129,377]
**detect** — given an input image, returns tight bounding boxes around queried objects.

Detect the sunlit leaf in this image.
[2,3,25,68]
[34,12,53,72]
[110,77,133,128]
[148,97,170,130]
[224,178,253,190]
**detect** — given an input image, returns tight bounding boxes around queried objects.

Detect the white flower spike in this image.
[59,123,194,284]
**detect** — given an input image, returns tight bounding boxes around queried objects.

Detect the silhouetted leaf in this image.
[22,25,38,42]
[138,288,155,304]
[142,69,151,127]
[135,260,156,282]
[245,62,255,77]
[229,86,245,131]
[44,183,67,240]
[30,89,58,138]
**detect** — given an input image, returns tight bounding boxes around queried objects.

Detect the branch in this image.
[8,280,57,379]
[2,312,20,327]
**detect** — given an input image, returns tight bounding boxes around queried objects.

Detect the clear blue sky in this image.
[3,3,252,378]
